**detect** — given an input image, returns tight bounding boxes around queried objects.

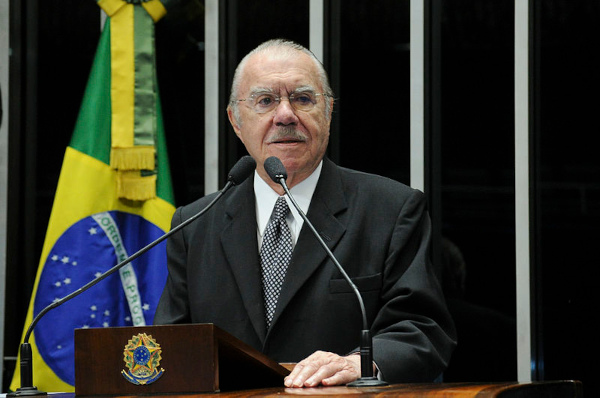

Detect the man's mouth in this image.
[272,137,304,144]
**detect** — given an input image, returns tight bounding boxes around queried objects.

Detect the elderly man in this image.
[154,39,456,387]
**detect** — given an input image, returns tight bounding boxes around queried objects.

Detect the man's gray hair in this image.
[228,39,334,124]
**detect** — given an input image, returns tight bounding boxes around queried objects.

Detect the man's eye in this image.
[292,94,313,105]
[256,95,276,107]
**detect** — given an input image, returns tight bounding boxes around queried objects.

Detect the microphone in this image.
[8,156,256,397]
[263,156,388,387]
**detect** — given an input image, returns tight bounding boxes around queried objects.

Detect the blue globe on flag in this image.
[33,210,168,385]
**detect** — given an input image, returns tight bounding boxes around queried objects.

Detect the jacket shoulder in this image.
[335,164,424,203]
[174,191,222,222]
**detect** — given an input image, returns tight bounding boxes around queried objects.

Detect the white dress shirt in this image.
[254,161,322,249]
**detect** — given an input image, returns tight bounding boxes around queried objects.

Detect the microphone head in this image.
[264,156,288,184]
[228,156,257,185]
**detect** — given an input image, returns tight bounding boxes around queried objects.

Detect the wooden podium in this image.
[74,323,290,395]
[73,323,582,398]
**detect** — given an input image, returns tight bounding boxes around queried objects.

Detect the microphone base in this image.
[347,377,389,387]
[7,387,47,397]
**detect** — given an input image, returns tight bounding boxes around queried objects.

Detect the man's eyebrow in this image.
[247,86,317,96]
[248,87,275,96]
[292,85,316,93]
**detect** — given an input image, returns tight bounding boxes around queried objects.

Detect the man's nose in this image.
[273,98,299,126]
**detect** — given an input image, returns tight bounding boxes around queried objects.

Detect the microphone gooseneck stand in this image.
[263,156,388,387]
[8,156,257,397]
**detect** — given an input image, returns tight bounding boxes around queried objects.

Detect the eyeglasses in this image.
[232,91,330,114]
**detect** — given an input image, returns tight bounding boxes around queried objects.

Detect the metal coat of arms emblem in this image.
[121,333,165,385]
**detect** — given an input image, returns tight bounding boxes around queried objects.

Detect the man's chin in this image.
[265,146,305,165]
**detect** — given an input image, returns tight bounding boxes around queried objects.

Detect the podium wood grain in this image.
[61,380,584,397]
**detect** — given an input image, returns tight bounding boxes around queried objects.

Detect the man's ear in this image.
[227,106,243,141]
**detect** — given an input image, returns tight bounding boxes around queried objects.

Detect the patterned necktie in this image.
[260,196,293,328]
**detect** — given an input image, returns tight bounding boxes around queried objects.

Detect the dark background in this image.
[4,0,599,394]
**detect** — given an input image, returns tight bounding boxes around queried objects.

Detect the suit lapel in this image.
[269,159,348,330]
[220,177,268,342]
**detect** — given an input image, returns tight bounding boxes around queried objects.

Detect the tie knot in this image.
[273,197,290,220]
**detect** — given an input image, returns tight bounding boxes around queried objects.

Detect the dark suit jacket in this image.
[154,158,456,383]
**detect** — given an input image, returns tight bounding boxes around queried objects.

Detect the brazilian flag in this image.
[10,1,175,392]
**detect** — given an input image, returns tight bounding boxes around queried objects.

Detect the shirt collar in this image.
[254,160,323,237]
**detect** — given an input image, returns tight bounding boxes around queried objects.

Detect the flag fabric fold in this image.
[10,2,175,392]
